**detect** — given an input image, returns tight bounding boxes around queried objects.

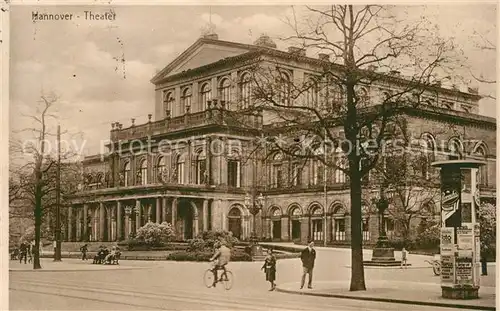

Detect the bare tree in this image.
[232,5,459,291]
[10,94,81,269]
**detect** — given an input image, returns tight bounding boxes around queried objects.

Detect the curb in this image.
[275,287,495,311]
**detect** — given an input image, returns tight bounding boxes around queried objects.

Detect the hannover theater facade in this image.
[67,33,496,246]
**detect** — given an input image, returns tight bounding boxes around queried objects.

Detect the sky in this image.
[9,4,497,156]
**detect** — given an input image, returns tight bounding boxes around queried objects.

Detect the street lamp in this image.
[374,188,393,248]
[244,192,265,256]
[365,186,399,266]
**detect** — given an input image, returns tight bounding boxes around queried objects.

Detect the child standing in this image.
[400,247,408,269]
[262,249,277,291]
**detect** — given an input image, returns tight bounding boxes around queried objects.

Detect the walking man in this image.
[300,241,316,289]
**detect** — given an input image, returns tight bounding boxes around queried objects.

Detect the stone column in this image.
[110,206,116,241]
[326,215,333,244]
[193,213,199,237]
[117,201,122,241]
[67,205,73,242]
[76,209,81,241]
[300,216,310,244]
[99,202,105,241]
[202,200,209,231]
[211,200,221,231]
[136,199,142,230]
[83,204,88,241]
[171,197,177,234]
[155,197,161,223]
[281,216,289,241]
[162,197,168,223]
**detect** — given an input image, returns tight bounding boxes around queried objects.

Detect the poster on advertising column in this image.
[456,228,474,286]
[440,227,454,254]
[455,257,473,285]
[441,254,455,285]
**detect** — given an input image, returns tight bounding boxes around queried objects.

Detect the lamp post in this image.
[244,192,265,257]
[365,186,399,266]
[375,189,392,248]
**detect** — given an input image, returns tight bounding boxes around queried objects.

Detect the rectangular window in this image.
[362,219,370,241]
[228,160,240,188]
[291,163,302,186]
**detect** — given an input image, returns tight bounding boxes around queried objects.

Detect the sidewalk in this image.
[9,258,148,272]
[276,280,496,310]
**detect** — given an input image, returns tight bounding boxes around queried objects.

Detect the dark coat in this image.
[262,255,276,282]
[301,247,316,269]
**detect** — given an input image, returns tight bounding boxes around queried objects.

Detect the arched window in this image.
[310,205,324,241]
[240,72,252,109]
[227,150,241,188]
[271,152,284,188]
[139,159,148,185]
[420,133,436,179]
[162,90,174,118]
[199,82,211,112]
[306,77,318,107]
[195,150,207,185]
[155,156,166,183]
[448,138,463,160]
[219,78,231,106]
[123,161,130,187]
[270,206,282,240]
[473,143,488,186]
[278,71,291,106]
[289,206,302,240]
[332,204,346,241]
[181,87,192,114]
[228,207,242,239]
[174,154,185,184]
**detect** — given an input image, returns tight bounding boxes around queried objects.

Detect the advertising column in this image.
[433,160,484,300]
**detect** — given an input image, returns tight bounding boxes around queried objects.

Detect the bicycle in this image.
[425,259,441,276]
[204,262,233,290]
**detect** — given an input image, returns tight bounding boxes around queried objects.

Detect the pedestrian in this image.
[480,243,488,276]
[80,244,88,261]
[400,247,408,269]
[261,249,277,291]
[300,241,316,289]
[19,242,27,264]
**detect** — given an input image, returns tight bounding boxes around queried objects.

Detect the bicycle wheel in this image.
[221,271,233,290]
[204,269,215,288]
[433,265,441,276]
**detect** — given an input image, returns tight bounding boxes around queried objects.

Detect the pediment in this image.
[152,39,253,84]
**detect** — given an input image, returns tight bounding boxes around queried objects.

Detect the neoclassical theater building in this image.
[67,33,496,245]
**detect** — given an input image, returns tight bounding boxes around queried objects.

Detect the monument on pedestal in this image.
[432,160,484,299]
[364,186,406,267]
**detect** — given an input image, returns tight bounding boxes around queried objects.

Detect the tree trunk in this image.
[349,170,366,291]
[33,183,43,269]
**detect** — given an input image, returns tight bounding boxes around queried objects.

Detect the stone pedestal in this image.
[442,286,479,299]
[364,247,408,267]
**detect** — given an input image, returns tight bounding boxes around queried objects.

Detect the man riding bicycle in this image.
[209,241,231,287]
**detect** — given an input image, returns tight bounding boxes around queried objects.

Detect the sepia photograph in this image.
[6,2,497,310]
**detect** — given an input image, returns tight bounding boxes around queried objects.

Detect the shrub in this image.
[136,222,175,246]
[167,248,252,262]
[188,230,239,251]
[479,203,496,261]
[414,218,440,250]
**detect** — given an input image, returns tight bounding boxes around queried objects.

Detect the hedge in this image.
[167,248,252,262]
